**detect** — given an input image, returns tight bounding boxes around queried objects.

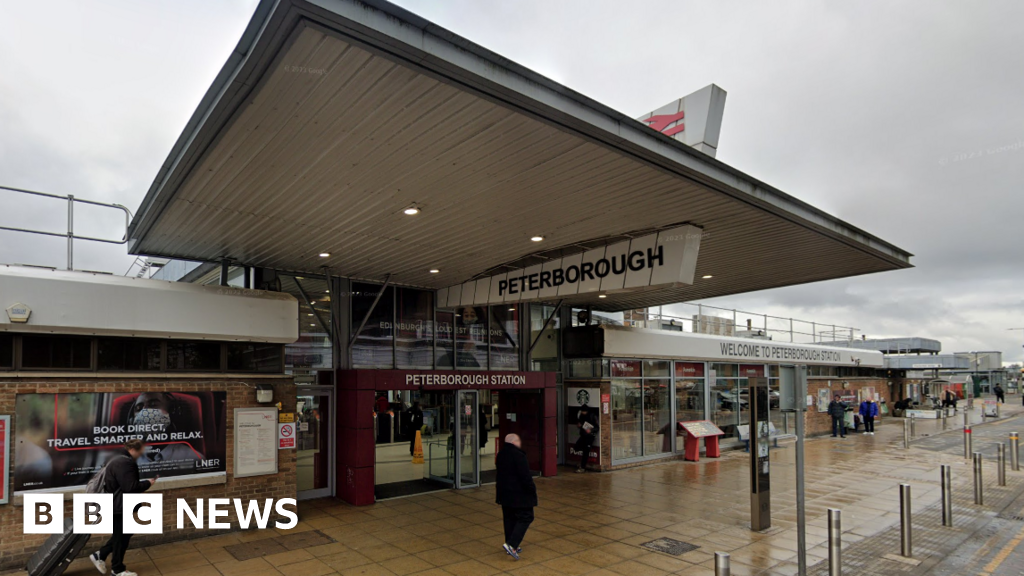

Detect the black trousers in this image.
[996,394,1005,404]
[501,506,534,549]
[831,416,846,437]
[98,515,132,574]
[863,416,875,432]
[575,436,595,469]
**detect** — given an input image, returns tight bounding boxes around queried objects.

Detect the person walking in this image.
[574,405,598,473]
[89,439,158,576]
[408,401,423,456]
[828,395,848,438]
[859,398,879,435]
[994,384,1005,404]
[495,433,536,561]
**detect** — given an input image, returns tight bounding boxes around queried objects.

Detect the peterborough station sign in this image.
[438,224,702,307]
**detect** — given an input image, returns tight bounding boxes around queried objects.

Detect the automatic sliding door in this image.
[455,390,479,488]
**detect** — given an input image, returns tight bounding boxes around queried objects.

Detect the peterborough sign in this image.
[437,224,702,307]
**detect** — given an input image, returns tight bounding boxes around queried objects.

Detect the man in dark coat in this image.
[495,433,537,561]
[574,405,598,473]
[828,395,848,438]
[994,384,1005,404]
[408,402,424,456]
[89,439,158,576]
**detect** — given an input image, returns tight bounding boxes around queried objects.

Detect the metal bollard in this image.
[714,552,730,576]
[964,410,969,428]
[942,409,948,430]
[998,444,1006,486]
[973,452,984,505]
[1011,432,1020,472]
[941,465,953,527]
[997,403,1001,419]
[900,484,912,557]
[828,508,842,576]
[904,419,911,449]
[965,425,972,459]
[910,414,916,437]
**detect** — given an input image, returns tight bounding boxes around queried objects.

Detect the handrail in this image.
[0,185,133,270]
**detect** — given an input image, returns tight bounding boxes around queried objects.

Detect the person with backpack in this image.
[88,439,158,576]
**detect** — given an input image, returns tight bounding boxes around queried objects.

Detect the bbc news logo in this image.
[23,494,297,534]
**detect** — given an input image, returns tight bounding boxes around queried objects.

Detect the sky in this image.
[1,1,1022,363]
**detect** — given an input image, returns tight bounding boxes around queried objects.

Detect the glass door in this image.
[455,390,479,488]
[297,388,333,500]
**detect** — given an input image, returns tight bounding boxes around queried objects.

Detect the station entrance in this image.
[335,369,557,506]
[372,388,543,499]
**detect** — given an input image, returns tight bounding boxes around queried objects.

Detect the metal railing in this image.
[0,185,132,271]
[612,302,860,344]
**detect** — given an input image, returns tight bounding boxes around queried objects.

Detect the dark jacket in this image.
[103,449,152,512]
[495,444,537,509]
[577,409,599,440]
[858,401,879,418]
[827,400,847,418]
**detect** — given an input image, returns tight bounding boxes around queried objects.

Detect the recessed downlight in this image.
[404,206,420,215]
[598,294,607,299]
[319,252,330,258]
[429,269,440,274]
[702,275,713,279]
[531,236,544,242]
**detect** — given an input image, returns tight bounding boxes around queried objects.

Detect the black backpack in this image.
[84,455,130,494]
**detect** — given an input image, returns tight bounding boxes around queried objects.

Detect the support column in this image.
[336,370,377,505]
[541,375,558,477]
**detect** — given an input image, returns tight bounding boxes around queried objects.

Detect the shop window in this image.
[611,379,642,460]
[351,282,395,368]
[455,306,487,369]
[166,341,221,371]
[644,378,672,455]
[712,363,739,378]
[97,338,161,371]
[435,311,454,368]
[227,343,283,372]
[21,335,91,369]
[675,378,705,425]
[530,304,560,371]
[488,305,520,370]
[644,360,670,377]
[711,376,749,439]
[396,288,434,369]
[568,358,607,379]
[0,333,12,368]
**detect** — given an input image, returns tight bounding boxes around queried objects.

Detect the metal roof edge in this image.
[129,0,912,270]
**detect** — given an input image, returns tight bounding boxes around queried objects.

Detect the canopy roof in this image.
[128,0,912,311]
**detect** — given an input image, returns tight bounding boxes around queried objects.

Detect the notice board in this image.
[234,407,278,478]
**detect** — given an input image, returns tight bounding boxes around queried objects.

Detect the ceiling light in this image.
[325,290,330,294]
[319,253,330,258]
[598,294,607,299]
[429,269,440,274]
[702,275,713,279]
[508,307,515,311]
[307,313,313,317]
[531,236,544,242]
[404,206,420,215]
[310,323,316,327]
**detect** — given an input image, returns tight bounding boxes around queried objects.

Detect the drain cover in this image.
[640,537,699,556]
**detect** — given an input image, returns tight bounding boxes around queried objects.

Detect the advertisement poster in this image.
[566,387,601,465]
[1,415,9,505]
[817,389,831,412]
[14,392,226,492]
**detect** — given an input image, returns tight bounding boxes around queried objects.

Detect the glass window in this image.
[488,305,520,370]
[675,362,705,379]
[611,360,642,378]
[643,360,670,377]
[455,306,487,369]
[712,363,739,378]
[712,376,748,439]
[351,282,395,368]
[435,311,454,368]
[529,304,560,371]
[227,343,283,372]
[21,335,91,369]
[396,288,434,369]
[644,379,672,455]
[568,358,607,379]
[281,276,331,385]
[0,333,13,368]
[675,378,705,424]
[611,379,642,460]
[166,341,221,371]
[97,338,161,371]
[739,365,765,378]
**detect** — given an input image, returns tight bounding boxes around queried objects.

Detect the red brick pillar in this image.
[541,374,558,476]
[337,370,376,505]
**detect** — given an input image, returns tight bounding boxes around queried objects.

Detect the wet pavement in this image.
[5,398,1024,576]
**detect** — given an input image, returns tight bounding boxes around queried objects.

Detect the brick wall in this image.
[0,376,297,570]
[805,377,891,436]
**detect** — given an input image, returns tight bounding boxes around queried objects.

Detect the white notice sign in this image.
[234,408,278,477]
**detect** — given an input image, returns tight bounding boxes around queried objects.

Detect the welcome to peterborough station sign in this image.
[438,224,703,307]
